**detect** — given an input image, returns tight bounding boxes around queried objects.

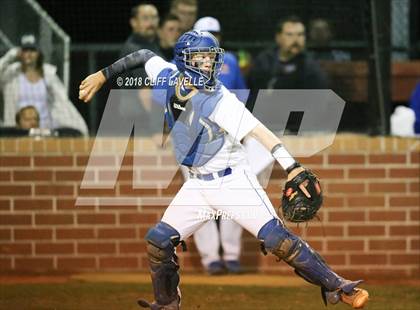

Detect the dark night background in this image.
[4,0,420,133]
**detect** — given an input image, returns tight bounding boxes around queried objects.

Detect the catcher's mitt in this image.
[281,166,323,223]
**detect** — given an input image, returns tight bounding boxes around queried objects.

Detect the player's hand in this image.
[79,71,106,103]
[287,166,311,198]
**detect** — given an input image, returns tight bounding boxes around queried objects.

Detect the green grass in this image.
[0,282,419,310]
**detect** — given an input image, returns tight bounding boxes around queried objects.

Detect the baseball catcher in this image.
[79,30,369,309]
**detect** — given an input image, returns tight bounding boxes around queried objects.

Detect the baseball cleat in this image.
[340,288,369,309]
[137,298,180,310]
[138,288,181,310]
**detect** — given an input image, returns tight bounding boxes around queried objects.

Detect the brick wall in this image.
[0,135,419,278]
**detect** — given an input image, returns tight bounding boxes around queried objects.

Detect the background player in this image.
[79,30,369,310]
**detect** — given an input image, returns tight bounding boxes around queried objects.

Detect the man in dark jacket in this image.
[119,3,163,138]
[120,3,160,58]
[248,16,328,110]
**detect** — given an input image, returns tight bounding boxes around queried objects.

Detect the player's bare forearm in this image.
[248,124,305,180]
[78,49,156,103]
[248,123,283,152]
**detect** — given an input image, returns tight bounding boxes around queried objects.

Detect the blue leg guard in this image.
[145,221,181,306]
[258,219,363,304]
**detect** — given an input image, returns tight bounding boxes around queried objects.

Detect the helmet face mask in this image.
[183,47,224,86]
[175,31,225,91]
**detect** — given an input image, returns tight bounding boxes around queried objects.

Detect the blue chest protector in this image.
[155,69,225,167]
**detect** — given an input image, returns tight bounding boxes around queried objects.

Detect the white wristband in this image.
[272,144,296,170]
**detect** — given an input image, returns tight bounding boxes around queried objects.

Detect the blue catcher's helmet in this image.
[174,30,225,91]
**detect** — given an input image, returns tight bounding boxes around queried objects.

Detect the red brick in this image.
[56,228,94,239]
[0,258,12,271]
[369,240,407,251]
[390,254,420,265]
[57,257,96,269]
[368,211,406,221]
[0,214,31,225]
[77,214,115,225]
[119,185,159,196]
[158,155,178,166]
[140,170,177,182]
[97,228,136,239]
[0,185,31,196]
[350,254,387,265]
[78,242,116,254]
[15,258,53,270]
[14,199,53,210]
[411,239,419,250]
[98,170,133,182]
[410,152,419,164]
[35,214,74,225]
[389,168,420,178]
[99,204,138,210]
[35,185,74,196]
[34,156,73,167]
[0,156,31,166]
[348,225,385,236]
[76,155,116,167]
[369,154,406,164]
[322,254,346,265]
[35,243,74,254]
[348,168,386,178]
[99,257,138,269]
[410,210,419,221]
[328,155,365,165]
[297,155,324,165]
[389,196,419,207]
[77,187,117,196]
[329,211,365,222]
[409,182,419,192]
[160,183,182,196]
[390,225,420,236]
[0,229,11,240]
[0,243,32,254]
[119,213,157,224]
[313,168,344,179]
[327,240,364,251]
[305,226,344,237]
[323,196,345,208]
[56,199,77,210]
[55,170,85,181]
[13,170,53,181]
[328,183,365,194]
[14,229,52,240]
[369,183,406,193]
[0,171,11,181]
[347,196,385,207]
[119,242,146,253]
[0,199,10,210]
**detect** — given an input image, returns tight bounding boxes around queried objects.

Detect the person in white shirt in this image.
[0,34,88,135]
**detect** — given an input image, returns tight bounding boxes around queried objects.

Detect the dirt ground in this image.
[1,273,419,310]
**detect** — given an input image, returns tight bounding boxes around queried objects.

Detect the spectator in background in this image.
[170,0,198,33]
[15,105,39,130]
[120,2,160,57]
[119,3,163,138]
[158,14,181,61]
[192,16,247,275]
[194,17,246,91]
[308,18,351,61]
[0,34,88,135]
[248,15,328,100]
